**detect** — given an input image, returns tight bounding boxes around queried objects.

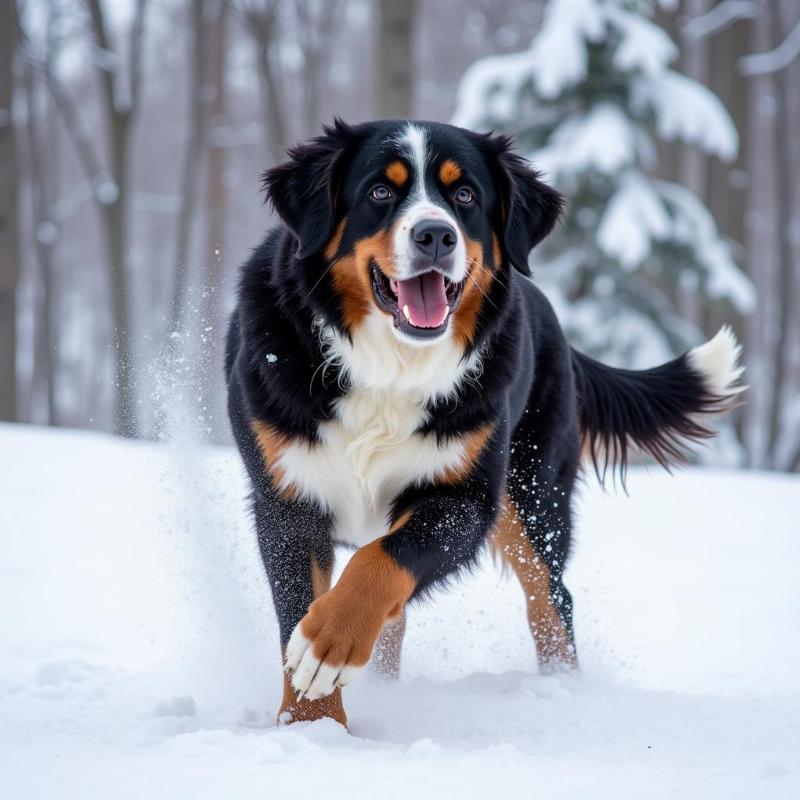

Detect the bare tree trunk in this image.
[654,3,679,183]
[0,0,19,422]
[244,2,289,164]
[302,43,321,137]
[259,40,289,162]
[677,0,711,329]
[762,6,789,464]
[377,0,417,118]
[25,2,65,425]
[295,0,341,137]
[86,0,148,437]
[205,0,226,330]
[706,19,749,259]
[27,0,147,435]
[204,0,228,443]
[104,130,135,435]
[206,0,227,283]
[24,62,57,424]
[742,3,780,468]
[653,2,683,318]
[769,0,800,469]
[702,13,751,445]
[170,0,209,336]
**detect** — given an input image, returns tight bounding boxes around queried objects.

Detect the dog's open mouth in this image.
[370,263,464,339]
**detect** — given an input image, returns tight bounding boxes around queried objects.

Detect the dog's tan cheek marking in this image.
[437,423,494,485]
[330,221,403,333]
[325,218,372,328]
[489,493,577,668]
[251,420,300,501]
[300,539,416,667]
[331,253,372,332]
[452,238,493,348]
[385,160,409,186]
[439,159,462,186]
[355,221,401,279]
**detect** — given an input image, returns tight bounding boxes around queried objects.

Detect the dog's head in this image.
[264,119,563,349]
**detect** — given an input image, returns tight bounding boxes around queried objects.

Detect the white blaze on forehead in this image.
[398,123,429,201]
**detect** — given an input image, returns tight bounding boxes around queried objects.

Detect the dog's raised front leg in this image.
[285,480,500,699]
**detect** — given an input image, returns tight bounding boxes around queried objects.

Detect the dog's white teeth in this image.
[390,279,399,294]
[445,305,450,319]
[402,304,413,323]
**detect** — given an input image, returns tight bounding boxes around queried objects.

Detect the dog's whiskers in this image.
[465,258,498,309]
[301,259,340,305]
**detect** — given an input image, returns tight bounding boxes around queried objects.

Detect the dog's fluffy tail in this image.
[571,326,745,483]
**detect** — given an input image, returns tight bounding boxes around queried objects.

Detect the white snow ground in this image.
[1,423,798,799]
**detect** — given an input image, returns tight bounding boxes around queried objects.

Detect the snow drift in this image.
[0,424,797,798]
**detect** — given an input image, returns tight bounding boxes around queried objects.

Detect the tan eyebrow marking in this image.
[385,160,409,186]
[439,159,462,186]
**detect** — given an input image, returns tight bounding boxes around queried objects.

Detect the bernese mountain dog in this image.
[225,119,744,727]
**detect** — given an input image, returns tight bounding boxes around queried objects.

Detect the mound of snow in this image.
[1,424,798,799]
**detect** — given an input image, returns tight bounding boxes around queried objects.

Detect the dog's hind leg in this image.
[490,491,577,672]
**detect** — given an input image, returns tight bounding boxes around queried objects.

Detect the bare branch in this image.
[23,53,108,196]
[682,0,756,40]
[740,20,800,76]
[294,0,343,132]
[170,0,210,333]
[240,0,289,162]
[85,0,116,112]
[239,0,280,39]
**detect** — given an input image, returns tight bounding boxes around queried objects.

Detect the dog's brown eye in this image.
[455,187,474,204]
[370,185,392,202]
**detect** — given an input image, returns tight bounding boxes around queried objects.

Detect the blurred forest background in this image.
[0,0,797,471]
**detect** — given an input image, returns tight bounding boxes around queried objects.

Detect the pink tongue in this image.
[396,272,448,328]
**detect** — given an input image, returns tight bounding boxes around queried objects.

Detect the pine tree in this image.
[454,0,754,367]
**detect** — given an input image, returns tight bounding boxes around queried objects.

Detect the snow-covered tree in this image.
[454,0,755,368]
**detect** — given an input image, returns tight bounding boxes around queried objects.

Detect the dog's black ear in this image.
[262,118,358,259]
[484,134,564,275]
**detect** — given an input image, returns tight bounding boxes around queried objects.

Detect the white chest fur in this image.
[273,313,483,546]
[276,388,464,546]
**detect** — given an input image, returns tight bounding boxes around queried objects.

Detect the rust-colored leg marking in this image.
[311,553,333,600]
[490,493,577,670]
[277,549,344,727]
[251,420,300,501]
[278,673,347,728]
[389,509,413,533]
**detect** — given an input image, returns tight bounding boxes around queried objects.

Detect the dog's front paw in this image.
[285,540,415,700]
[285,589,384,700]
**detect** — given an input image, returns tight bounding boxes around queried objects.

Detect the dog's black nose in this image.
[412,220,457,262]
